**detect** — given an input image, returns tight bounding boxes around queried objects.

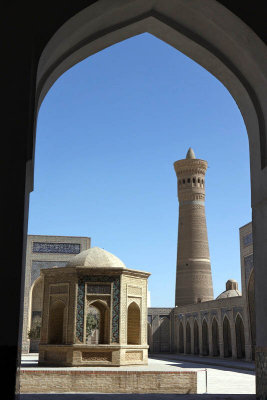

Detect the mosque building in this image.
[21,149,255,362]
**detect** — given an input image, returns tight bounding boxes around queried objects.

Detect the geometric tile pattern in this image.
[76,275,120,343]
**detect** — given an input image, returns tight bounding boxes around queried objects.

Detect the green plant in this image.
[28,325,41,339]
[86,312,99,336]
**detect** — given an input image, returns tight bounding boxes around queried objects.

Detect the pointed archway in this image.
[193,320,199,355]
[223,316,232,358]
[186,322,191,354]
[202,319,209,356]
[235,314,245,359]
[178,322,184,353]
[212,317,220,357]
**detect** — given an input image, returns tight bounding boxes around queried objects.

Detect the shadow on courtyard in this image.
[149,354,255,375]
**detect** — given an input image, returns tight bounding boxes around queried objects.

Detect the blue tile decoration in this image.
[32,242,80,254]
[243,233,253,247]
[76,275,120,343]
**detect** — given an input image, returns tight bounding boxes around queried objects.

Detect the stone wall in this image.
[19,369,198,394]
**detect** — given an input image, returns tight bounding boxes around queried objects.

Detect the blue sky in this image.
[30,33,251,306]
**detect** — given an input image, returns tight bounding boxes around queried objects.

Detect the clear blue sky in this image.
[29,33,251,306]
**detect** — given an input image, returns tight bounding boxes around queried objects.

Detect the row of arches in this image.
[47,299,141,345]
[178,177,204,188]
[178,314,245,359]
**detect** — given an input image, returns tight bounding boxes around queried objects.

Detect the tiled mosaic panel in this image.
[31,261,67,285]
[243,233,253,246]
[76,276,120,343]
[32,242,80,254]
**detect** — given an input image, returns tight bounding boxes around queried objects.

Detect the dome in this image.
[216,289,241,299]
[66,247,126,269]
[186,147,196,159]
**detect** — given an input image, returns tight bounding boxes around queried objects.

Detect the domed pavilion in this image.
[38,247,150,366]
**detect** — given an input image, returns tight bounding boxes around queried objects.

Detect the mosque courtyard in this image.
[18,353,255,398]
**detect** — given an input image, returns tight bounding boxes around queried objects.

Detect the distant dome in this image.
[66,247,126,268]
[186,147,196,159]
[216,289,241,299]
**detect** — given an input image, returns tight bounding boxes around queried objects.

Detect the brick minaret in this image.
[174,148,213,306]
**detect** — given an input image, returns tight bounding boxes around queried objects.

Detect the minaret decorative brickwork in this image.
[174,148,213,306]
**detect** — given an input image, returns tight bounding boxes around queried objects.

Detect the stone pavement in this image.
[18,354,256,399]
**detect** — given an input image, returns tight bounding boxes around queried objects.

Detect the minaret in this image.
[174,148,213,306]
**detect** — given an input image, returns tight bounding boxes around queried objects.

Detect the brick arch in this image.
[193,319,200,355]
[178,321,184,353]
[186,321,191,354]
[25,0,267,393]
[48,300,66,344]
[87,299,110,344]
[211,316,220,357]
[202,318,209,356]
[127,301,140,345]
[235,313,245,359]
[223,315,232,358]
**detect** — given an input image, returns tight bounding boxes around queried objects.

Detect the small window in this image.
[193,178,196,184]
[198,178,200,183]
[183,179,185,184]
[187,178,190,183]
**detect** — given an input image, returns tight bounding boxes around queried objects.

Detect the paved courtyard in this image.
[18,354,255,399]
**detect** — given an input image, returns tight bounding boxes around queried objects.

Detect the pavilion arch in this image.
[223,315,232,358]
[211,316,220,357]
[87,299,110,344]
[202,318,209,356]
[178,321,184,353]
[48,300,67,344]
[235,313,245,359]
[193,319,199,355]
[24,0,267,393]
[186,321,191,354]
[127,301,141,345]
[27,276,44,352]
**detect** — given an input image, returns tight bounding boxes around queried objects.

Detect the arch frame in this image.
[235,312,246,359]
[211,315,220,357]
[30,0,267,392]
[201,317,209,356]
[127,301,141,345]
[223,314,232,358]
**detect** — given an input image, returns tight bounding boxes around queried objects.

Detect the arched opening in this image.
[248,269,256,360]
[186,322,191,354]
[159,316,170,352]
[48,300,66,344]
[86,300,110,345]
[202,319,209,356]
[235,314,245,359]
[193,320,199,355]
[178,322,184,353]
[127,302,140,345]
[223,316,232,357]
[29,277,44,352]
[212,317,220,357]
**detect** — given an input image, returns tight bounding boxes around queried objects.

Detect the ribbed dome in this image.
[216,289,241,299]
[66,247,126,268]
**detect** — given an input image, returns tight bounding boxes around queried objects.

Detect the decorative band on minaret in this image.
[174,148,214,306]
